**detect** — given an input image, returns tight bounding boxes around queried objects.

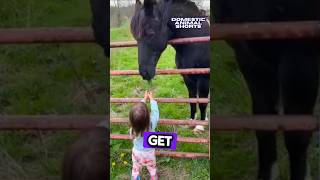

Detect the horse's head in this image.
[90,0,109,57]
[131,0,171,80]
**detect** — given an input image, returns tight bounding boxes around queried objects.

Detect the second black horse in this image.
[213,0,320,179]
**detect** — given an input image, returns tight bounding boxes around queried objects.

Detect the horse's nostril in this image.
[140,71,150,80]
[139,67,155,81]
[143,75,152,81]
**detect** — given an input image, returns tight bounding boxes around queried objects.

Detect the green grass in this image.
[110,24,209,179]
[0,1,106,179]
[211,41,319,180]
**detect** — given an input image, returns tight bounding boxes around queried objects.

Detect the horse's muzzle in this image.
[139,66,155,81]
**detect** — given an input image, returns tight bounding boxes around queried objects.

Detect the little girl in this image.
[129,91,159,180]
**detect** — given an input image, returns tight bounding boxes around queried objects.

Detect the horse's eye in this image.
[145,29,155,36]
[152,17,161,25]
[153,17,160,22]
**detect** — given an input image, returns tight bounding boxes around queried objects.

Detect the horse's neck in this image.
[159,0,209,58]
[165,2,209,39]
[165,4,209,53]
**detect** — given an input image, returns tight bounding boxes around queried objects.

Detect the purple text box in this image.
[143,132,177,150]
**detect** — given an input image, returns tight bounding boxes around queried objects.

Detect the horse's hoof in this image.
[193,125,205,134]
[181,118,196,129]
[188,118,198,129]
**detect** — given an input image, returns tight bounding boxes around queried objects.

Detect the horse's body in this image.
[131,0,210,130]
[213,0,320,179]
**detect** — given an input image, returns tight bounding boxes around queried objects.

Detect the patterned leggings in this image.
[131,148,157,180]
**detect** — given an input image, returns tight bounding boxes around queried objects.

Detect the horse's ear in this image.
[136,0,142,5]
[136,0,143,10]
[144,0,156,7]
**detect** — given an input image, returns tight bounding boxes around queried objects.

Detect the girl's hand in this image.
[148,91,154,100]
[144,91,149,101]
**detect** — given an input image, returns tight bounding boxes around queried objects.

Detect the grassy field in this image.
[0,1,106,179]
[110,23,210,180]
[212,41,319,180]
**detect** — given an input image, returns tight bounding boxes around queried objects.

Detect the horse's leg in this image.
[233,44,279,180]
[190,75,210,132]
[247,70,279,180]
[182,75,197,120]
[279,50,318,180]
[198,75,209,121]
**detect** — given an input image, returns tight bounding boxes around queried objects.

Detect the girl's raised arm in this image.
[148,92,159,131]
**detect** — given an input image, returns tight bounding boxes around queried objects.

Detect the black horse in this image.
[131,0,210,132]
[213,0,320,180]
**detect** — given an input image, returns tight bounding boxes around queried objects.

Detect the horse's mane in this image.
[130,0,204,40]
[130,6,144,40]
[171,0,202,13]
